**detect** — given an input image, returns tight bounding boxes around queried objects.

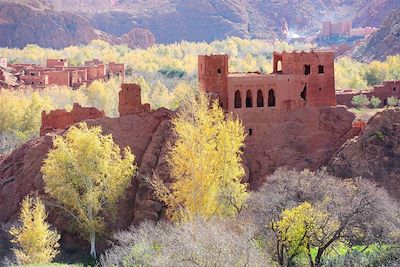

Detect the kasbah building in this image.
[198,50,400,138]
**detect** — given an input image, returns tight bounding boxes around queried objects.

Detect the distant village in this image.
[0,57,124,89]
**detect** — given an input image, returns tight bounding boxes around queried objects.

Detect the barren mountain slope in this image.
[354,8,400,61]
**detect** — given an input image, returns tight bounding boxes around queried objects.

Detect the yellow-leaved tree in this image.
[151,93,248,221]
[41,122,136,259]
[9,196,60,265]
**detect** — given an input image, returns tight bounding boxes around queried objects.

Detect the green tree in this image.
[351,94,370,108]
[387,96,399,107]
[10,196,60,265]
[370,96,382,108]
[364,61,388,86]
[150,93,248,221]
[41,123,136,259]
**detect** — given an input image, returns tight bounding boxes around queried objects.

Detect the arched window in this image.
[246,90,253,108]
[257,89,264,107]
[268,89,275,107]
[234,90,242,108]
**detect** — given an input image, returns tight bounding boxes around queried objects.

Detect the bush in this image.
[242,169,400,267]
[370,96,382,108]
[351,94,370,108]
[387,96,399,107]
[101,218,269,267]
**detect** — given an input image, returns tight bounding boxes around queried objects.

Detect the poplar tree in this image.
[10,196,60,265]
[151,93,248,221]
[41,122,136,259]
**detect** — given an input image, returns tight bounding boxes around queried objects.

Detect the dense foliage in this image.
[9,196,60,265]
[1,39,400,154]
[150,93,248,221]
[41,123,136,259]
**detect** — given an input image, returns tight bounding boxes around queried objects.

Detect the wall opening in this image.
[217,68,221,74]
[277,60,282,73]
[246,90,253,108]
[384,98,388,106]
[318,65,324,74]
[268,89,276,107]
[301,86,307,101]
[248,128,253,136]
[257,89,264,107]
[304,65,311,75]
[394,87,396,92]
[234,90,242,108]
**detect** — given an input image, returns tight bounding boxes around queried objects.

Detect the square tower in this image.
[198,55,229,109]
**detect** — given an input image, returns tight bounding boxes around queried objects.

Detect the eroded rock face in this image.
[40,103,105,136]
[328,109,400,200]
[242,106,359,189]
[0,105,359,228]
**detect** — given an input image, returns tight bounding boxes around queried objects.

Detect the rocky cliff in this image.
[0,2,155,49]
[354,8,400,61]
[328,108,400,200]
[0,105,357,227]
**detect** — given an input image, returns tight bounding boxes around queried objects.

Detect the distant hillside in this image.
[354,8,400,62]
[0,0,399,48]
[49,0,400,44]
[0,1,155,49]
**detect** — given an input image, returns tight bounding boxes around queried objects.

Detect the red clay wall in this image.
[108,62,125,80]
[46,59,67,68]
[336,81,400,108]
[20,75,48,88]
[40,103,105,136]
[118,83,150,116]
[198,55,229,109]
[44,71,70,86]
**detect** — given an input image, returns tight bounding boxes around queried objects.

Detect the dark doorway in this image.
[234,90,241,108]
[301,86,307,101]
[268,89,276,107]
[257,89,264,107]
[246,90,253,108]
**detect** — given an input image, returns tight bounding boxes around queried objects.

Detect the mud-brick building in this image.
[198,50,337,140]
[199,51,336,112]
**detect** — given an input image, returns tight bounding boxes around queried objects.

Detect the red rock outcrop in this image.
[0,82,363,254]
[1,104,358,225]
[328,109,400,200]
[40,103,105,136]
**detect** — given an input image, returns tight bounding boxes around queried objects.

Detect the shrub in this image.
[351,94,370,108]
[370,96,382,108]
[101,218,269,267]
[387,96,399,107]
[242,169,400,267]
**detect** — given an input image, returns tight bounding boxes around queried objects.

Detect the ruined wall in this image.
[198,55,229,109]
[40,103,105,136]
[46,59,67,68]
[118,83,150,116]
[108,62,125,80]
[44,70,70,86]
[20,75,48,88]
[336,80,400,107]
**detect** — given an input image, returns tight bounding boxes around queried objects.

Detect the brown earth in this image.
[328,108,400,200]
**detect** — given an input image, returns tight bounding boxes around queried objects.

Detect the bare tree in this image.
[242,169,400,267]
[101,217,270,267]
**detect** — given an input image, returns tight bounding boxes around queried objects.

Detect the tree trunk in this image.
[90,231,96,259]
